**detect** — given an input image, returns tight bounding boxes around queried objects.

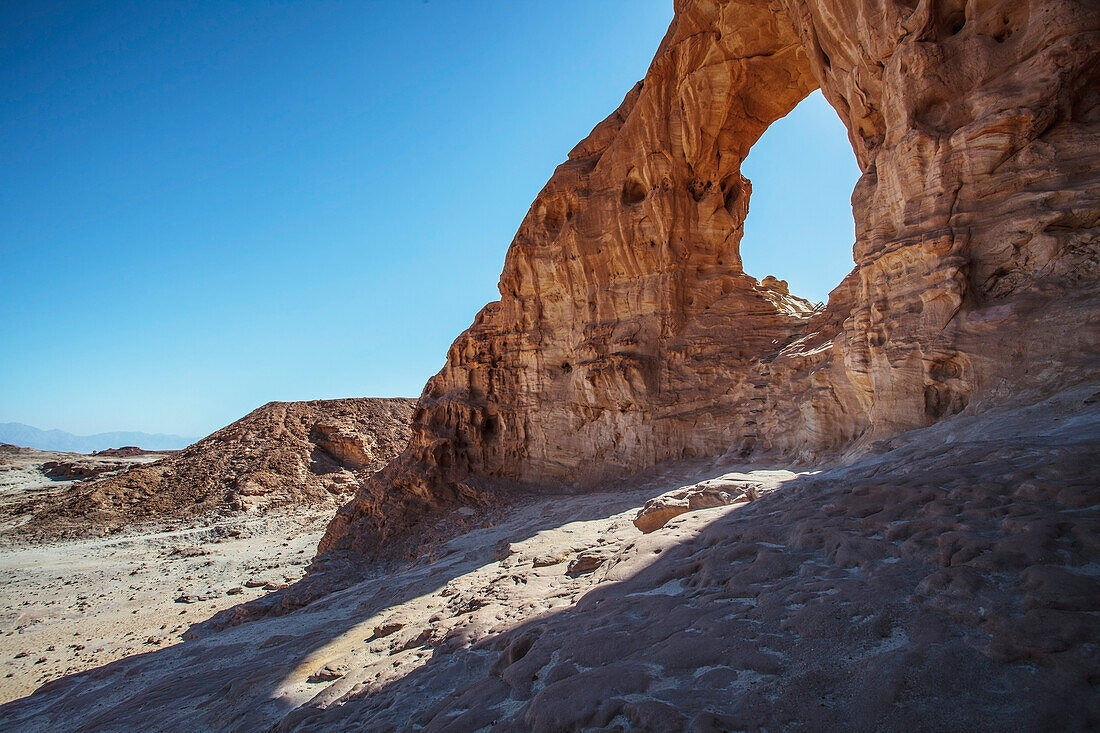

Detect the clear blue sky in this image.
[0,1,859,438]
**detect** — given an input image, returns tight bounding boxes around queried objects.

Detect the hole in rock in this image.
[738,90,861,306]
[938,0,968,38]
[621,171,648,206]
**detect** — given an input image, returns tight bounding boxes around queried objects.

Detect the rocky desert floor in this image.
[0,386,1097,731]
[0,445,333,703]
[0,510,328,705]
[0,446,168,537]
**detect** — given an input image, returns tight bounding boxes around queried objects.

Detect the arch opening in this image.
[738,90,860,306]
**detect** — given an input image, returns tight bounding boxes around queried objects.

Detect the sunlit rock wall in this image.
[321,0,1099,554]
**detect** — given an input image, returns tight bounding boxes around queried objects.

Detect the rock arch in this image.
[322,0,1100,555]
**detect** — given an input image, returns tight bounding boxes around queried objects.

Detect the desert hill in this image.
[16,398,415,541]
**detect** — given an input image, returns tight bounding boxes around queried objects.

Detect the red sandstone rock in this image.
[321,0,1100,557]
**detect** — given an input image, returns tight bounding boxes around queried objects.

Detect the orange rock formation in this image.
[322,0,1099,555]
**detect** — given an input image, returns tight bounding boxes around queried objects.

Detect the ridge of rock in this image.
[20,398,415,541]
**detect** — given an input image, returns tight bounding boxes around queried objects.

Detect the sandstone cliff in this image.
[22,398,415,540]
[322,0,1099,555]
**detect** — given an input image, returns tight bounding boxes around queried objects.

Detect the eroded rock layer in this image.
[22,398,415,540]
[322,0,1100,554]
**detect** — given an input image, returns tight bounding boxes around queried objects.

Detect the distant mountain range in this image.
[0,422,197,453]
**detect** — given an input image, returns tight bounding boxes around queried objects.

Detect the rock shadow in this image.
[276,400,1100,731]
[1,393,1097,731]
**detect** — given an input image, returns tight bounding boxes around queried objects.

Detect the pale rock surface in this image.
[632,470,779,533]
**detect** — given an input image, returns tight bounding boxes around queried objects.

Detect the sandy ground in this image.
[0,386,1096,730]
[0,508,329,703]
[0,447,331,703]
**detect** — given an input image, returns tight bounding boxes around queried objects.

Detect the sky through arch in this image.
[739,90,862,305]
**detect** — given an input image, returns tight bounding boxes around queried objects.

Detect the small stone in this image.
[532,553,566,568]
[567,553,606,575]
[492,539,516,561]
[372,622,404,639]
[175,593,210,604]
[306,665,345,683]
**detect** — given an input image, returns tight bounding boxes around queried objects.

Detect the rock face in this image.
[322,0,1099,555]
[23,398,415,540]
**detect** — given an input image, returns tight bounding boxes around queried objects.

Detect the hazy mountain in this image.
[0,422,196,453]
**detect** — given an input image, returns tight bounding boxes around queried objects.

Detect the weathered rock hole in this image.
[993,19,1013,43]
[721,174,747,218]
[938,0,967,38]
[687,178,710,202]
[924,354,971,418]
[621,171,647,206]
[544,211,563,236]
[537,197,569,238]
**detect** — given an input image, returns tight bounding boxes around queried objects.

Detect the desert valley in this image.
[1,0,1098,730]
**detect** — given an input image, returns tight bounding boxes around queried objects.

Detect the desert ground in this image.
[0,385,1095,730]
[0,398,414,706]
[0,446,170,538]
[0,505,327,703]
[0,446,330,702]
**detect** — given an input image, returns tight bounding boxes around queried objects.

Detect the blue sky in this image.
[0,1,859,438]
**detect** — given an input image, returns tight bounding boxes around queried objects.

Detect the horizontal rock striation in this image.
[322,0,1100,555]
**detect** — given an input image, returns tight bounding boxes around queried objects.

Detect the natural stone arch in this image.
[322,0,1100,555]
